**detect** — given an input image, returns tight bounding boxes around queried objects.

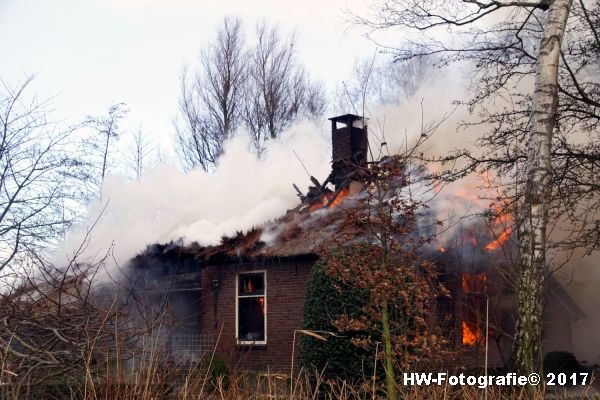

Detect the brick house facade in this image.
[198,258,315,372]
[129,113,583,374]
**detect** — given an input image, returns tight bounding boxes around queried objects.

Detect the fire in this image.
[461,273,487,346]
[485,227,512,250]
[330,187,349,207]
[258,297,265,315]
[462,273,487,292]
[308,187,350,212]
[462,321,478,346]
[484,207,514,251]
[433,170,515,253]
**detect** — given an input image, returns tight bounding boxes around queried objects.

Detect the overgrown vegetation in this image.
[301,258,376,384]
[299,146,459,399]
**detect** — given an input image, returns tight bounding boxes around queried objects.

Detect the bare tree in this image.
[333,55,433,113]
[175,78,221,172]
[0,227,175,399]
[201,18,247,139]
[507,0,573,376]
[243,22,327,153]
[304,81,328,120]
[125,126,159,181]
[352,0,582,377]
[85,103,128,190]
[175,17,246,172]
[175,19,327,164]
[0,77,92,273]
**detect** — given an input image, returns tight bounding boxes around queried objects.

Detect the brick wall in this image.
[331,126,353,162]
[200,259,315,372]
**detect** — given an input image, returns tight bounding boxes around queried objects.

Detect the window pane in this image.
[238,297,265,342]
[239,273,264,296]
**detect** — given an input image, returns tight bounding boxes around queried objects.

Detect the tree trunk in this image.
[513,0,573,376]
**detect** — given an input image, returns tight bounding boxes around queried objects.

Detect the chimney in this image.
[328,114,368,190]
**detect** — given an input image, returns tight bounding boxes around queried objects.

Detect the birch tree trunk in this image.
[513,0,573,376]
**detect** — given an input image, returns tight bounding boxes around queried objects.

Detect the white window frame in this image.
[235,270,267,345]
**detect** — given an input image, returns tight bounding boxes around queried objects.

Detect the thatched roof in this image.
[129,194,360,273]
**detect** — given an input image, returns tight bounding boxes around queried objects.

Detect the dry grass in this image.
[2,319,598,399]
[3,346,599,400]
[2,296,597,399]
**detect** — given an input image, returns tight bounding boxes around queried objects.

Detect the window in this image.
[461,273,487,346]
[236,271,266,344]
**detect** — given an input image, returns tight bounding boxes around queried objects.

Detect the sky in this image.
[0,0,380,152]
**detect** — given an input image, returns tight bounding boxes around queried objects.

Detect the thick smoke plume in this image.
[56,121,331,270]
[56,75,478,272]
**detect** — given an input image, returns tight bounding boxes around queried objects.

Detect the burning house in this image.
[127,114,584,373]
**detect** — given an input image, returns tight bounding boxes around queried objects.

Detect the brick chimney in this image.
[329,114,368,190]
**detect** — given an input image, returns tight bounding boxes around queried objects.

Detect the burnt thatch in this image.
[129,199,354,273]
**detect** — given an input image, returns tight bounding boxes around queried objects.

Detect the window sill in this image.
[236,342,267,349]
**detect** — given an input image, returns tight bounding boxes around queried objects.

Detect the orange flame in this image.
[485,227,513,250]
[462,273,487,346]
[462,321,478,346]
[257,297,265,316]
[308,187,350,212]
[462,273,487,293]
[330,187,349,207]
[485,207,514,251]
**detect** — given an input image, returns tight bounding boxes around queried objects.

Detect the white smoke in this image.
[56,65,467,266]
[363,73,496,239]
[57,75,491,263]
[55,120,331,270]
[56,72,476,271]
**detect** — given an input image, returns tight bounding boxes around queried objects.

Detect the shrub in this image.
[543,351,589,377]
[300,258,379,383]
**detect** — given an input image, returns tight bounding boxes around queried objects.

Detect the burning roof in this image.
[129,158,520,277]
[128,113,516,276]
[131,113,372,269]
[129,184,358,271]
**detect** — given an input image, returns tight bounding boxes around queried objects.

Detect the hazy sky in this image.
[0,0,380,150]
